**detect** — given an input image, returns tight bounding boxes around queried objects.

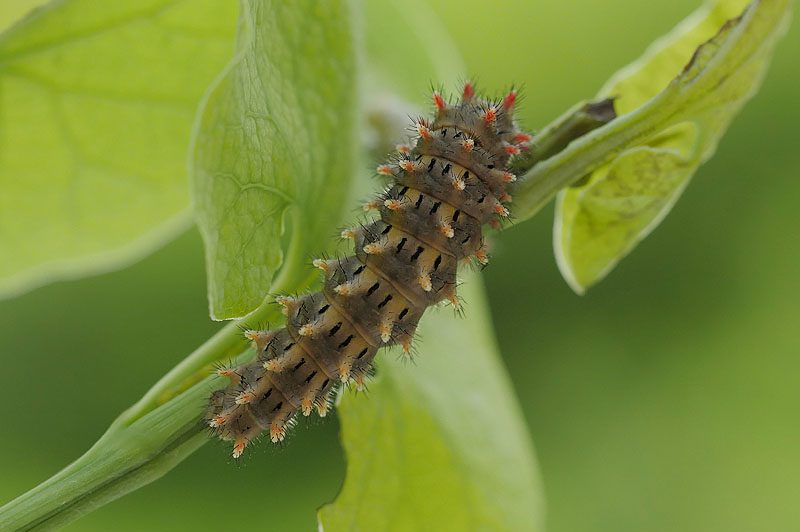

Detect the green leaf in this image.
[550,0,791,293]
[190,0,359,320]
[318,274,544,532]
[0,0,237,298]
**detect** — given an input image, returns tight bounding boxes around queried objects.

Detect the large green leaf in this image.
[550,0,791,293]
[0,0,237,297]
[190,0,358,320]
[318,274,544,532]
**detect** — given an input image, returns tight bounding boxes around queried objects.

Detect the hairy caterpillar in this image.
[207,83,530,458]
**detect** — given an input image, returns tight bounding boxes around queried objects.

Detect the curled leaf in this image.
[553,0,790,293]
[191,0,359,320]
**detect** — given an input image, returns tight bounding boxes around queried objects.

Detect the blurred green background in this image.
[1,1,798,530]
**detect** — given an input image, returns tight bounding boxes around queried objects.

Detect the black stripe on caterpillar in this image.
[206,83,531,458]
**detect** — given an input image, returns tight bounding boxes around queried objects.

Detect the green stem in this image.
[514,98,616,172]
[512,88,675,221]
[0,220,315,531]
[0,385,213,531]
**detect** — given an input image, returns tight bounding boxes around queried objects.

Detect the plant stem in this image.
[0,384,212,531]
[514,98,616,172]
[0,221,316,531]
[512,89,674,221]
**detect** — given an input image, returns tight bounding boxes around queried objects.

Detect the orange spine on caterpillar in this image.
[206,83,531,458]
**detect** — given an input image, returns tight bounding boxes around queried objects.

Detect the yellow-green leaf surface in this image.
[551,0,791,293]
[191,0,358,320]
[0,0,237,298]
[319,274,544,532]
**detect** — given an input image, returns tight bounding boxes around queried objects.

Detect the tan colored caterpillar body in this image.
[207,83,531,458]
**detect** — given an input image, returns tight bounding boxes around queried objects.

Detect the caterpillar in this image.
[206,82,530,458]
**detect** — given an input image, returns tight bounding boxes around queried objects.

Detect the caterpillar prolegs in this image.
[207,83,530,458]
